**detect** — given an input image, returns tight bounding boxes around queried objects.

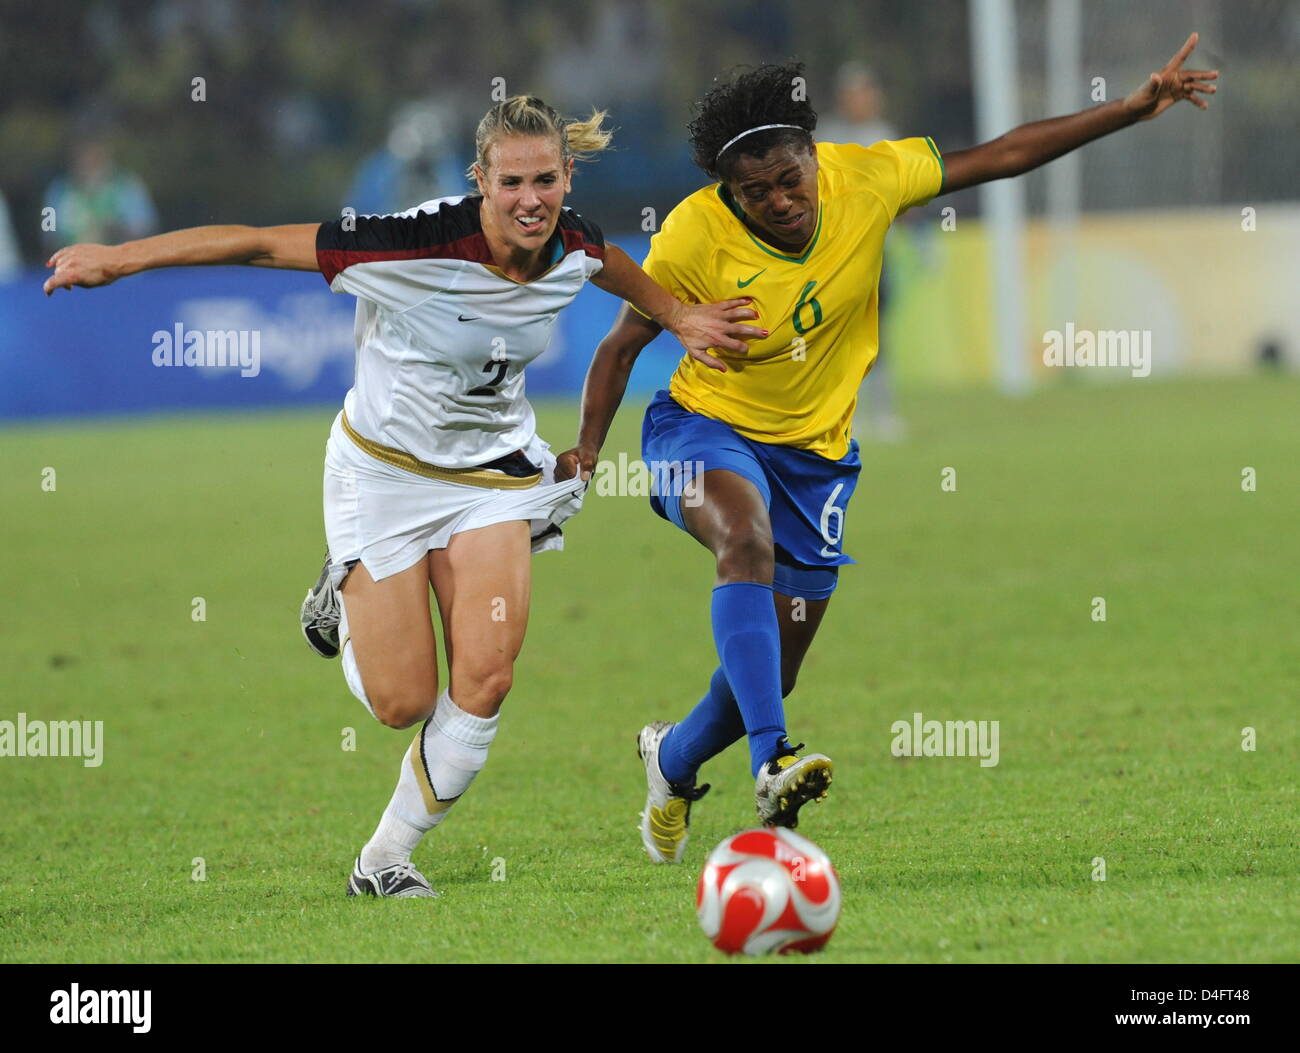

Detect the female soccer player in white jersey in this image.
[44,96,765,897]
[560,36,1218,864]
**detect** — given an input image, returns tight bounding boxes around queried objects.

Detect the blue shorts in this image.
[641,390,861,600]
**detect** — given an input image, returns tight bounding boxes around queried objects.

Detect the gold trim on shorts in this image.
[341,412,541,490]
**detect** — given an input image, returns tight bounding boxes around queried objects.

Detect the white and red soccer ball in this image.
[696,827,841,955]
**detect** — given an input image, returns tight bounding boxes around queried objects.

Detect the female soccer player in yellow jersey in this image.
[557,35,1218,863]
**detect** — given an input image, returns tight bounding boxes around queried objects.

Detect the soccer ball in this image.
[696,827,841,955]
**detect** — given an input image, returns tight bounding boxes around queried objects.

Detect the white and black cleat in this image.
[346,857,438,899]
[300,552,342,658]
[637,721,710,864]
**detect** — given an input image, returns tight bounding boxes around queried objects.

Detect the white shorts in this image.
[322,412,587,585]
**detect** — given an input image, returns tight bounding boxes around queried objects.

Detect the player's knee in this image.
[368,683,437,730]
[713,521,774,583]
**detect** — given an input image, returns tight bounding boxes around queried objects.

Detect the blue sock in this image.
[658,667,745,784]
[710,582,786,776]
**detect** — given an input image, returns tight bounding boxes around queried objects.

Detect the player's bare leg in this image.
[347,521,532,896]
[339,559,441,729]
[331,558,441,895]
[427,520,532,718]
[681,468,774,587]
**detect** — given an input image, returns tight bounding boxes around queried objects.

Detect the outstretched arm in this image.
[43,223,321,295]
[940,32,1218,195]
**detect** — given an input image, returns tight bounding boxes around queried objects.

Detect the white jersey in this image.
[316,194,606,469]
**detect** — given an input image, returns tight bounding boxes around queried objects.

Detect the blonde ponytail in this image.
[562,109,614,162]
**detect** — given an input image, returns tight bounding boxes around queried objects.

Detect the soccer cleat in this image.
[300,552,341,658]
[754,743,833,829]
[637,721,711,864]
[346,857,438,899]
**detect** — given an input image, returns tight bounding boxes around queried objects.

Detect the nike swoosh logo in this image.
[819,545,839,558]
[737,269,766,288]
[458,314,480,322]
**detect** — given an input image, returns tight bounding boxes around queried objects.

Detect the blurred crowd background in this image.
[2,0,1296,422]
[2,0,1297,263]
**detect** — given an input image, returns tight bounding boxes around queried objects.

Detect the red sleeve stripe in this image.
[318,232,495,285]
[319,229,602,284]
[560,225,604,261]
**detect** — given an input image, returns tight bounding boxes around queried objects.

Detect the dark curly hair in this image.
[688,61,818,182]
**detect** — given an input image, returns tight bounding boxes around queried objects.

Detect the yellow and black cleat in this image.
[755,748,833,829]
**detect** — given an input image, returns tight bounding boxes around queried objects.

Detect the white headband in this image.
[715,123,806,163]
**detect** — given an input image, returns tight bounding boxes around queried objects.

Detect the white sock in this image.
[337,595,376,720]
[359,690,499,873]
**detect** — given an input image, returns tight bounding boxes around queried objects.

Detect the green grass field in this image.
[1,376,1296,963]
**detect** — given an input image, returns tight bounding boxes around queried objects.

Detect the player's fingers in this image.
[1168,31,1198,69]
[726,324,767,340]
[723,306,762,323]
[1190,94,1209,110]
[713,330,752,351]
[723,312,767,334]
[689,348,728,372]
[1186,81,1217,94]
[1182,69,1218,80]
[712,297,754,311]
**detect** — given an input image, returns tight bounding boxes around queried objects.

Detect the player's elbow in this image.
[605,310,661,367]
[595,332,646,374]
[252,223,319,271]
[998,145,1032,179]
[612,339,644,371]
[232,225,276,267]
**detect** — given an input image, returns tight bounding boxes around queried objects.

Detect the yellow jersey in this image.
[640,138,944,459]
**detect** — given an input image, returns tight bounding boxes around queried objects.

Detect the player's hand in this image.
[667,298,767,373]
[555,446,597,482]
[1123,32,1218,122]
[43,244,123,296]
